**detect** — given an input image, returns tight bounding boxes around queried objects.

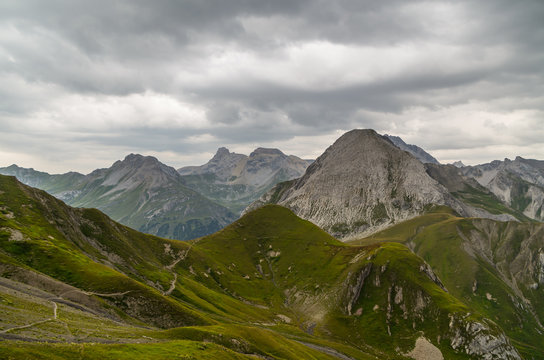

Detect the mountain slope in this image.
[249,129,512,239]
[384,134,440,164]
[0,155,237,240]
[179,147,311,214]
[350,209,544,360]
[0,175,523,359]
[424,163,528,221]
[460,157,544,221]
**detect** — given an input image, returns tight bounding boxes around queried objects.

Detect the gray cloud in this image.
[0,0,543,172]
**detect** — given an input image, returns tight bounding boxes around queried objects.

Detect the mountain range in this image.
[0,148,311,241]
[1,128,544,359]
[0,174,536,359]
[0,154,236,240]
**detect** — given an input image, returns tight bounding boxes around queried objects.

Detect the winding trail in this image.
[60,289,132,298]
[161,241,197,296]
[163,274,178,296]
[1,301,58,334]
[295,341,357,360]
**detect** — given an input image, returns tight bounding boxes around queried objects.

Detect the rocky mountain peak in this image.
[250,129,463,238]
[452,161,465,168]
[249,148,285,157]
[211,147,232,160]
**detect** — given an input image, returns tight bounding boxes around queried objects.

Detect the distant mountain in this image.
[452,160,466,168]
[0,164,85,198]
[0,154,236,240]
[460,156,544,221]
[178,147,312,214]
[249,129,516,239]
[384,134,440,164]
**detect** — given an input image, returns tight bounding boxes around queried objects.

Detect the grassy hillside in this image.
[350,207,544,359]
[0,175,525,359]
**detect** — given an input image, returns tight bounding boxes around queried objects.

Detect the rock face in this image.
[0,155,236,240]
[250,130,466,238]
[384,134,440,164]
[460,157,544,221]
[178,147,311,214]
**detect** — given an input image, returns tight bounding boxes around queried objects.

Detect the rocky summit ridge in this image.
[178,147,311,214]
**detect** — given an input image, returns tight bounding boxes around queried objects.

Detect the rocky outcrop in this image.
[449,318,521,359]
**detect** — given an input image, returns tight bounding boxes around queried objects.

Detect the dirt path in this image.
[1,301,58,334]
[163,274,178,296]
[162,241,197,295]
[60,289,132,297]
[295,341,357,360]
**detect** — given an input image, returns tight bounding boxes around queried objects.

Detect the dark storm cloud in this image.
[1,0,543,172]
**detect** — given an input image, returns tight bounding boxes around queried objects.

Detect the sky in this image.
[1,0,543,174]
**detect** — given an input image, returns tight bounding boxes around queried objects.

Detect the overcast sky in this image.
[1,0,543,173]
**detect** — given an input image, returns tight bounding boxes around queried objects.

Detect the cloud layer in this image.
[1,0,543,172]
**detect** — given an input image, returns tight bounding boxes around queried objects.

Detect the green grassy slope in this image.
[350,208,544,359]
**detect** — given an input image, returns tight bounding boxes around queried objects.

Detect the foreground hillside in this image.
[0,175,526,359]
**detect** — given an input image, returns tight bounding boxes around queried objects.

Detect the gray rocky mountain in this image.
[249,129,516,239]
[384,134,440,164]
[178,147,312,214]
[0,155,236,240]
[452,161,466,168]
[460,157,544,221]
